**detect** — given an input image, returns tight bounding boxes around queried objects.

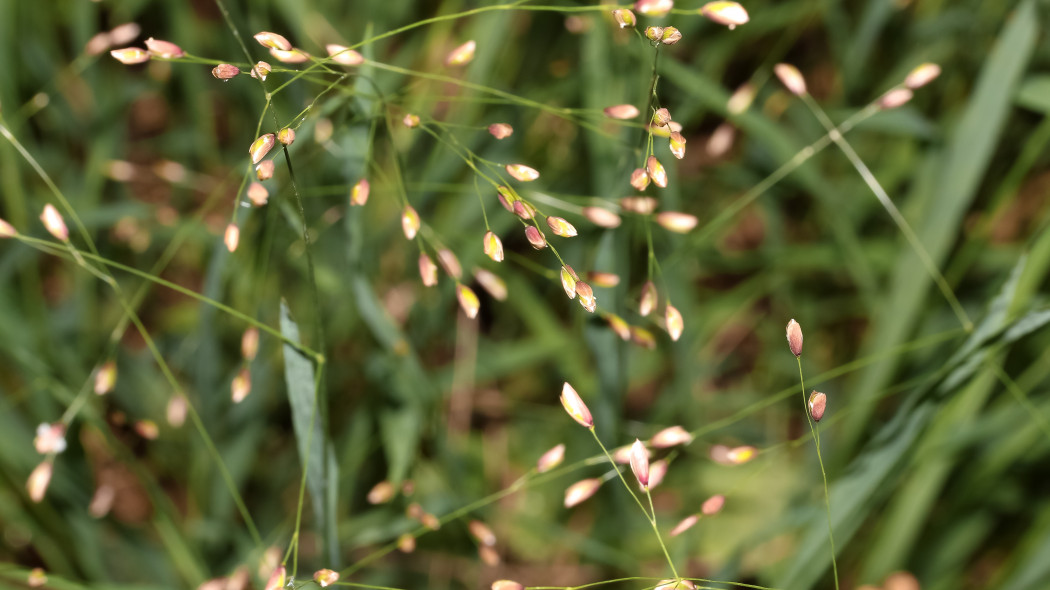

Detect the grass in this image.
[0,1,1048,589]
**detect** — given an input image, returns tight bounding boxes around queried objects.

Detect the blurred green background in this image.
[1,0,1049,589]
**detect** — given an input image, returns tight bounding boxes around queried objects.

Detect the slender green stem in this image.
[646,488,681,581]
[797,356,839,590]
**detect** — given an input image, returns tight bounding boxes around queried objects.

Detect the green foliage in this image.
[0,1,1048,589]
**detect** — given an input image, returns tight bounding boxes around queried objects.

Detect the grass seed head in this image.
[727,82,756,114]
[560,265,577,299]
[445,40,476,66]
[512,200,535,220]
[656,579,696,590]
[223,223,240,252]
[401,206,420,240]
[506,164,540,182]
[402,113,420,128]
[247,182,269,206]
[631,326,657,349]
[774,63,807,96]
[256,160,275,181]
[40,204,69,241]
[135,419,159,440]
[438,248,462,279]
[786,318,803,357]
[241,328,260,361]
[110,47,150,64]
[669,131,687,159]
[166,396,187,427]
[612,9,637,28]
[656,211,698,233]
[701,493,726,515]
[646,155,668,187]
[661,26,682,45]
[621,196,657,214]
[456,284,480,319]
[546,216,578,237]
[488,123,514,139]
[26,461,52,503]
[398,533,416,553]
[469,520,497,546]
[251,61,271,80]
[808,390,827,421]
[145,38,184,58]
[604,104,640,119]
[28,568,46,588]
[483,231,504,262]
[648,459,669,489]
[653,107,672,127]
[277,127,296,145]
[479,545,500,566]
[879,88,914,110]
[727,445,757,464]
[351,179,370,206]
[651,425,693,448]
[639,281,658,317]
[670,515,699,536]
[264,566,286,590]
[34,423,67,454]
[701,1,750,28]
[269,48,309,63]
[492,581,524,590]
[607,314,631,340]
[587,271,620,288]
[537,443,566,473]
[630,168,651,191]
[0,218,17,238]
[231,367,251,403]
[582,206,622,228]
[630,439,651,488]
[249,133,275,164]
[212,63,240,79]
[474,268,508,301]
[635,0,674,17]
[94,361,117,394]
[326,44,364,66]
[560,382,593,427]
[645,26,665,41]
[707,122,736,157]
[367,481,396,504]
[575,281,597,312]
[564,477,602,507]
[665,304,684,341]
[418,254,438,287]
[905,63,941,89]
[313,569,340,588]
[253,32,292,51]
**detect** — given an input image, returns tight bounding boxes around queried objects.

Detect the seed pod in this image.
[469,520,497,546]
[525,225,547,249]
[350,179,369,206]
[94,361,117,394]
[483,231,504,262]
[707,122,736,157]
[28,568,46,588]
[403,113,420,128]
[656,211,698,233]
[397,533,416,553]
[537,443,565,473]
[587,271,620,288]
[512,200,536,220]
[492,581,524,590]
[726,445,757,464]
[603,104,640,119]
[727,83,756,114]
[786,319,803,357]
[560,266,577,299]
[145,38,184,58]
[651,425,693,448]
[635,0,673,17]
[631,326,657,349]
[367,481,396,504]
[774,63,807,96]
[34,423,67,455]
[264,566,286,590]
[560,382,593,427]
[212,63,241,79]
[639,281,658,317]
[646,155,667,188]
[166,396,187,427]
[26,461,53,503]
[648,459,669,489]
[808,390,827,421]
[488,123,513,139]
[254,32,292,51]
[576,281,597,312]
[630,168,651,191]
[657,580,696,590]
[546,216,577,237]
[612,9,637,28]
[326,44,364,66]
[653,108,672,127]
[418,254,438,287]
[110,47,150,64]
[700,1,750,28]
[456,284,480,319]
[40,204,69,241]
[249,133,275,164]
[905,63,941,89]
[669,131,687,159]
[224,224,240,252]
[231,367,251,403]
[445,40,476,66]
[621,196,657,214]
[277,127,296,145]
[563,478,602,507]
[645,26,665,41]
[629,439,650,488]
[401,206,420,240]
[506,164,539,182]
[582,206,622,228]
[665,304,684,341]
